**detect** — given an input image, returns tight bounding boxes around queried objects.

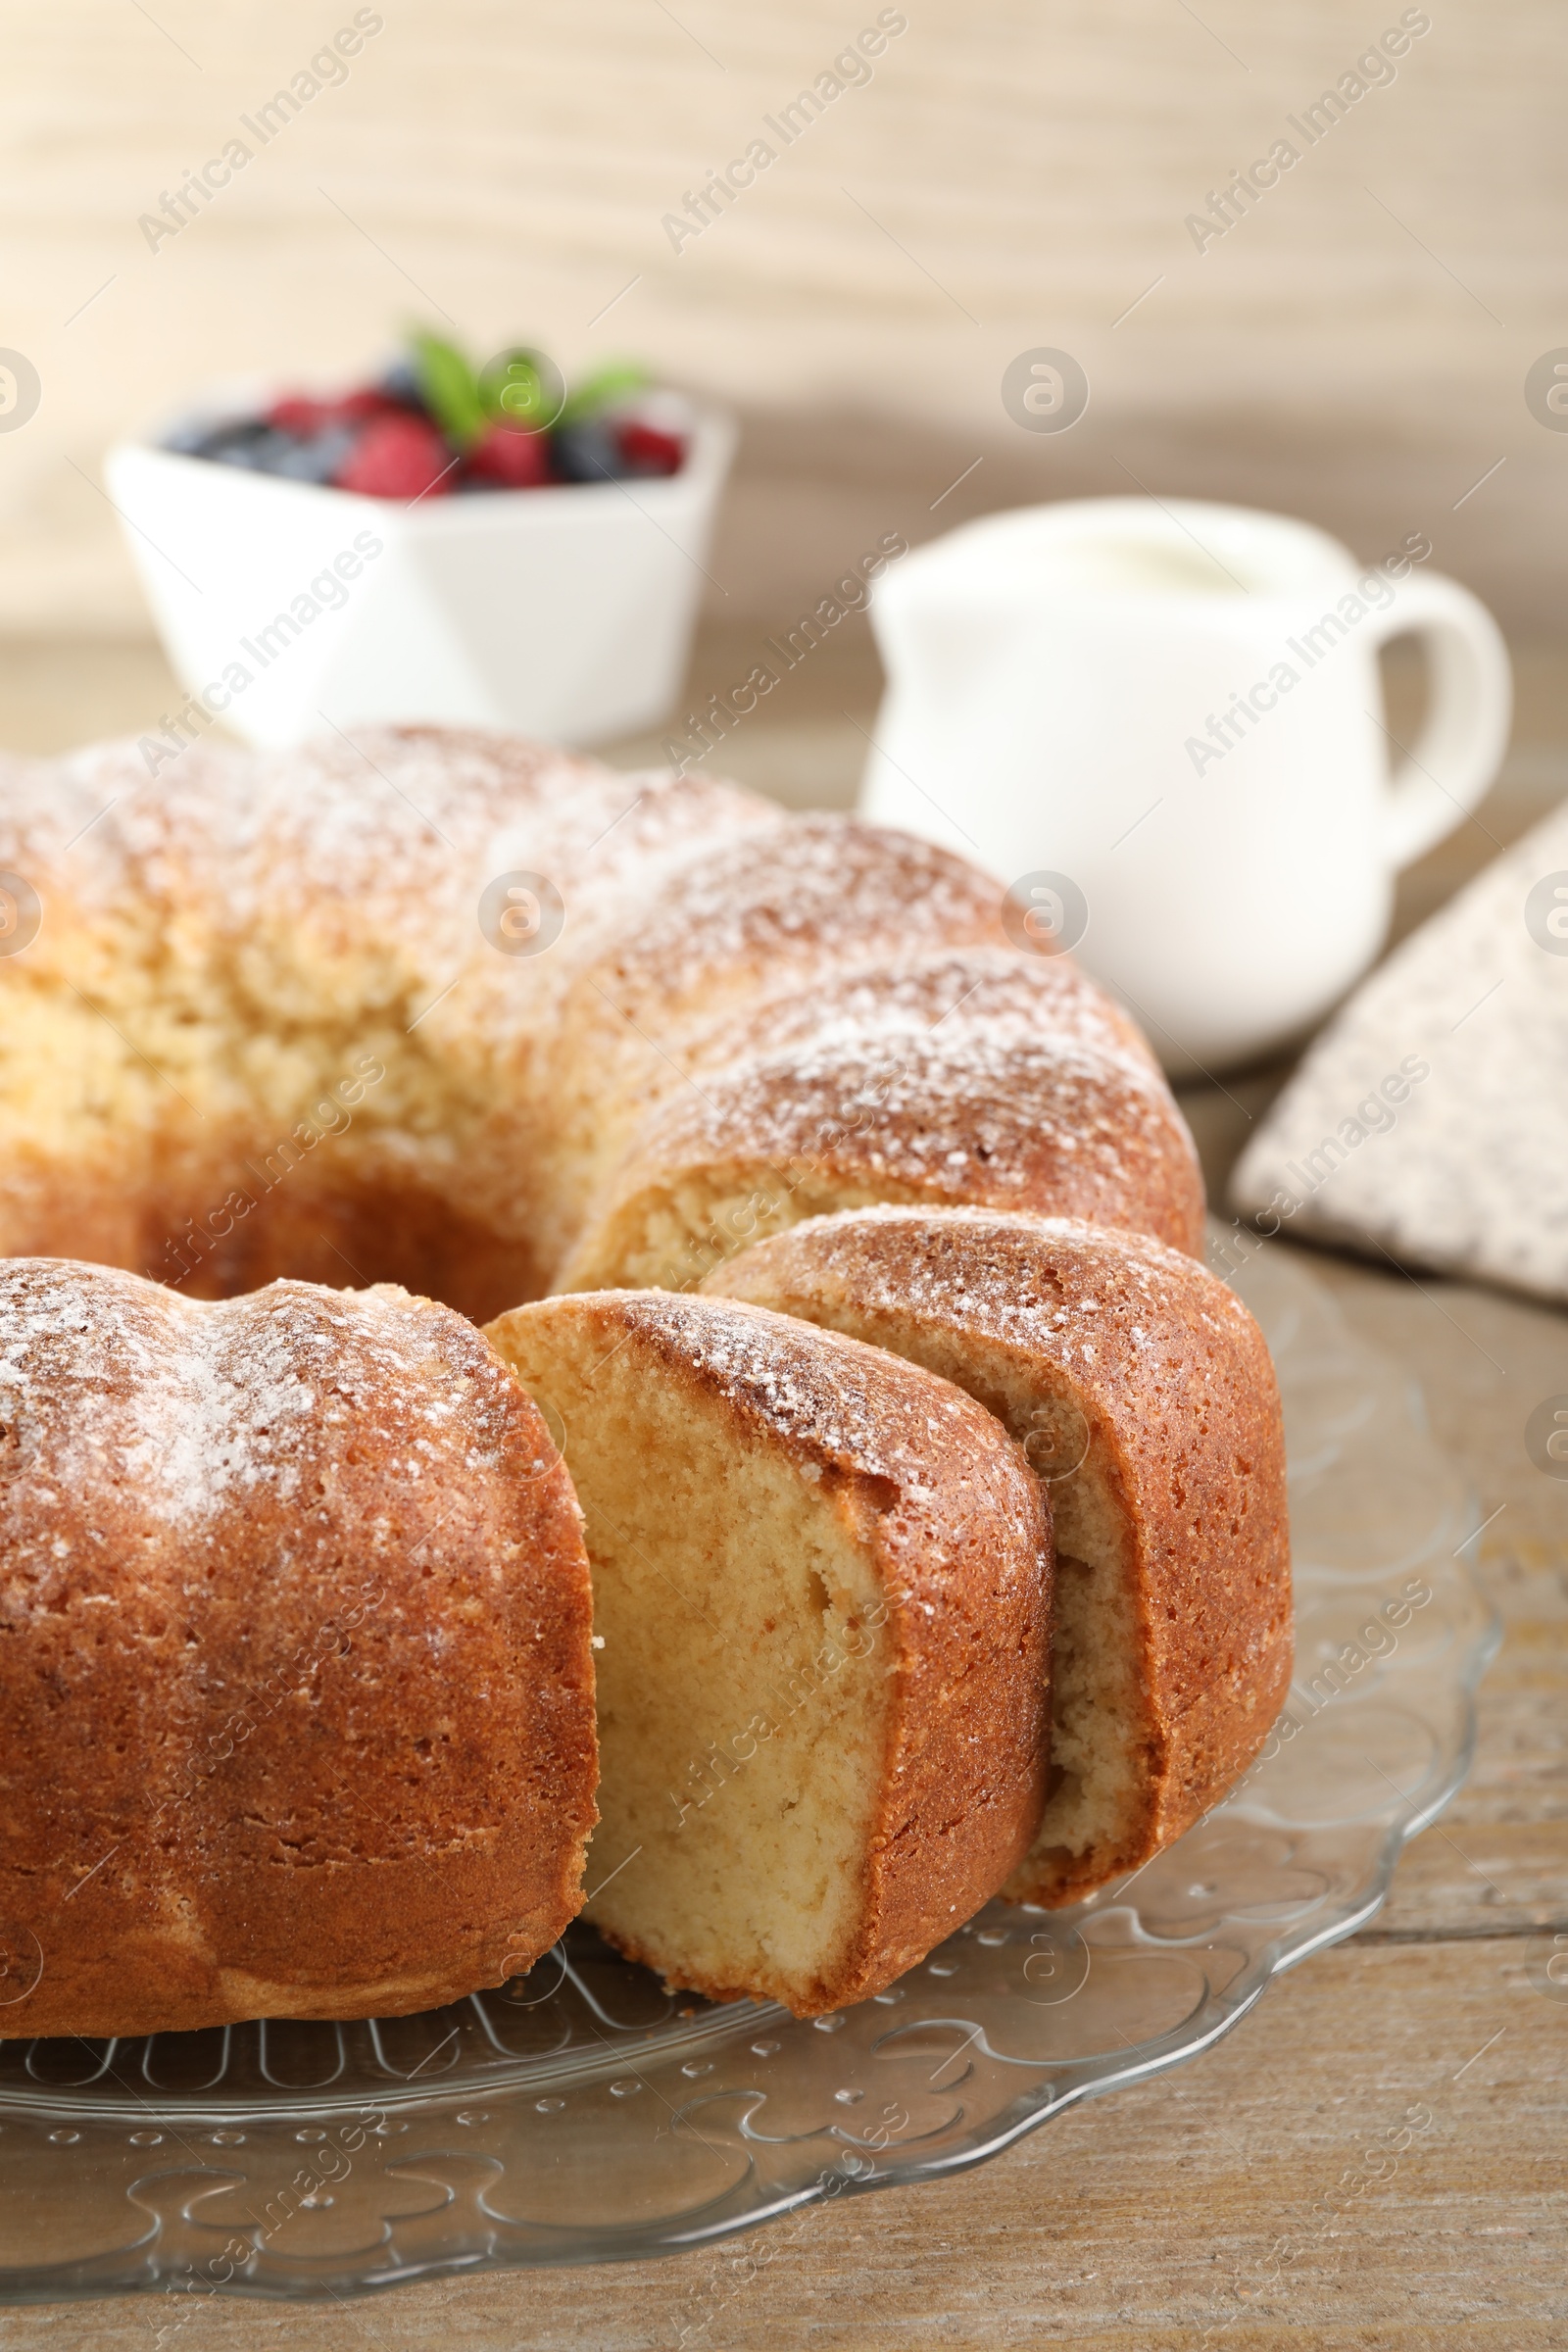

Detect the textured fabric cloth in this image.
[1230,796,1568,1303]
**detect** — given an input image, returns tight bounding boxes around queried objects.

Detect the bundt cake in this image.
[0,724,1203,1311]
[482,1290,1051,2014]
[0,724,1287,2033]
[706,1208,1292,1905]
[0,1259,597,2039]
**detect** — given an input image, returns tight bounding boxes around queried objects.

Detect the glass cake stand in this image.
[0,1232,1497,2305]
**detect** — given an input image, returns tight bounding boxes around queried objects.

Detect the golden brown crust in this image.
[485,1290,1051,2014]
[0,1259,598,2039]
[706,1208,1292,1904]
[557,951,1203,1292]
[552,818,1015,1075]
[538,820,1026,1245]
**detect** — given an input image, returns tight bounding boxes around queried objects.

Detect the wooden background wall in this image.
[1,0,1562,639]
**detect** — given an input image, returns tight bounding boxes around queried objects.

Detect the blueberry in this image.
[163,416,224,457]
[376,359,426,411]
[240,432,298,472]
[550,421,625,482]
[271,424,362,483]
[168,418,265,464]
[201,424,294,471]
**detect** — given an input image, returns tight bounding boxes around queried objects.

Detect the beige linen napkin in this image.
[1229,797,1568,1302]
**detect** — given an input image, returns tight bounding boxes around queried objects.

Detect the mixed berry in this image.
[164,332,687,498]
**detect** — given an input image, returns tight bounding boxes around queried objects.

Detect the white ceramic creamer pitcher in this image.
[858,498,1511,1073]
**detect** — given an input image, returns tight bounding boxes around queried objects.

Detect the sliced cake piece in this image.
[707,1208,1291,1906]
[483,1289,1050,2014]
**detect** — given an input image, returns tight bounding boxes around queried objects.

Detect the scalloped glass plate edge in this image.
[0,1232,1498,2299]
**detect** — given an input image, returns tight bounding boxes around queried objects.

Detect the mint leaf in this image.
[558,362,650,425]
[410,329,486,450]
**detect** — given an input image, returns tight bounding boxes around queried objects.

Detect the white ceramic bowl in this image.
[105,387,735,750]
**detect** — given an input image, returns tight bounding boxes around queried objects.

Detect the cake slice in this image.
[484,1290,1050,2013]
[706,1208,1291,1905]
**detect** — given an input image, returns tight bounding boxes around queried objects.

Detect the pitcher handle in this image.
[1364,570,1512,871]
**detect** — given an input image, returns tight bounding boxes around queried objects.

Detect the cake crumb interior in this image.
[486,1306,898,2008]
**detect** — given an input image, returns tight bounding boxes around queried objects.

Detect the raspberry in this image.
[268,389,390,437]
[466,423,554,488]
[616,419,685,476]
[333,414,455,500]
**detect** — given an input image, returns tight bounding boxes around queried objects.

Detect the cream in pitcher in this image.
[858,498,1511,1073]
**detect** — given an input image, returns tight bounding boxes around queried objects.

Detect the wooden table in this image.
[1,637,1564,2350]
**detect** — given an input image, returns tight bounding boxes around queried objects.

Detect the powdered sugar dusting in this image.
[564,817,1012,1035]
[589,1289,1045,1565]
[20,724,780,1029]
[0,1260,522,1539]
[689,949,1157,1079]
[0,718,1198,1301]
[712,1205,1258,1369]
[610,985,1197,1237]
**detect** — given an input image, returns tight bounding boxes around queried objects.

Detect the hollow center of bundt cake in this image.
[0,919,545,1318]
[487,1315,896,2007]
